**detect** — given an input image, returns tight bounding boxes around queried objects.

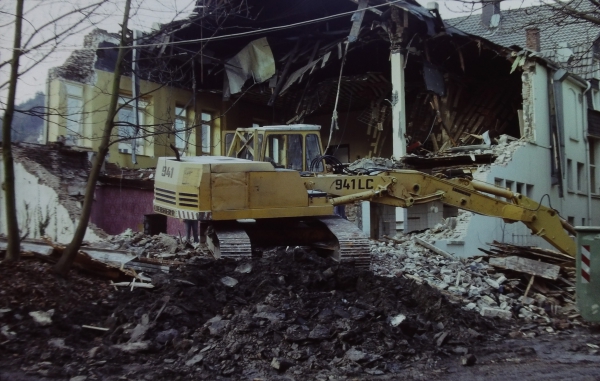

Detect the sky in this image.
[0,0,539,105]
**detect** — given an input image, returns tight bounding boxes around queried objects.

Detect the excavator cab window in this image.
[238,133,253,160]
[265,134,303,170]
[306,134,323,172]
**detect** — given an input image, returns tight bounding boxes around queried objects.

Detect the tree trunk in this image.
[54,0,132,276]
[2,0,25,262]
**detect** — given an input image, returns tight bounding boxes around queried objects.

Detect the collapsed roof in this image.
[54,0,596,161]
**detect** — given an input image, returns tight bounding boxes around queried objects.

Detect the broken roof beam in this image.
[348,0,382,15]
[349,0,369,43]
[268,38,301,107]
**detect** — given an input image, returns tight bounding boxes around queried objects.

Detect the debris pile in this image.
[0,249,509,379]
[100,229,205,259]
[372,232,580,335]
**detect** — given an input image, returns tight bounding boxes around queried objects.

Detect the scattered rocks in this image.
[220,276,238,287]
[0,236,576,380]
[461,354,477,366]
[111,341,150,353]
[29,310,54,326]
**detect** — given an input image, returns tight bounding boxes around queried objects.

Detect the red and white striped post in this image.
[581,245,591,284]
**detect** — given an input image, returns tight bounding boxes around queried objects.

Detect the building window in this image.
[174,106,187,153]
[526,184,534,198]
[516,182,524,195]
[568,216,575,226]
[567,159,573,191]
[201,112,212,155]
[117,97,146,155]
[566,88,581,141]
[494,178,504,200]
[591,140,598,195]
[577,162,585,193]
[65,83,83,146]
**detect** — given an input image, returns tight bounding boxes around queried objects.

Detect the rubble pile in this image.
[0,249,510,380]
[100,230,206,259]
[371,231,580,335]
[489,136,526,166]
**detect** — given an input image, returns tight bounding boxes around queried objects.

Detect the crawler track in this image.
[317,216,372,269]
[206,222,252,259]
[205,217,372,268]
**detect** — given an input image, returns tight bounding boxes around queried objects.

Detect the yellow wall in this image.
[47,69,305,168]
[48,70,228,168]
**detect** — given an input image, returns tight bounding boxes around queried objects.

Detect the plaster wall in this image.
[0,162,103,244]
[431,63,599,257]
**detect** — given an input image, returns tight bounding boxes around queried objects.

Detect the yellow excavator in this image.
[153,125,576,267]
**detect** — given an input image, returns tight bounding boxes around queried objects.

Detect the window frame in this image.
[65,83,84,146]
[174,106,188,154]
[117,96,148,155]
[201,112,212,155]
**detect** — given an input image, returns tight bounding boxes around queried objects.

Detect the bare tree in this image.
[54,0,133,276]
[1,0,24,262]
[536,0,599,26]
[1,0,109,262]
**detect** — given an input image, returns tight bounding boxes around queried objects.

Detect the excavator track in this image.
[317,216,372,269]
[206,222,252,260]
[204,217,372,268]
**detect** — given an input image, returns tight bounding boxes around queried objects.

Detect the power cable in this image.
[8,0,407,52]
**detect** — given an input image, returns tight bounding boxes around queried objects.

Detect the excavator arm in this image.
[306,169,576,257]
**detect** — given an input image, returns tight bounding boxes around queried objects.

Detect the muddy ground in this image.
[1,249,600,380]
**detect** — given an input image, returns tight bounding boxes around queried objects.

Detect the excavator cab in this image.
[224,124,325,172]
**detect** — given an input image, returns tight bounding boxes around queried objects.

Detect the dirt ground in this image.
[1,250,600,381]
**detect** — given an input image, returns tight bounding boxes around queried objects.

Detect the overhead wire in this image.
[7,0,406,52]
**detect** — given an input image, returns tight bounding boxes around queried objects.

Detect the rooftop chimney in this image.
[481,0,501,28]
[525,28,541,51]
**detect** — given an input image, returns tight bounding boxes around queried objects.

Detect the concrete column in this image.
[370,203,397,239]
[403,200,444,233]
[391,51,407,158]
[391,51,407,235]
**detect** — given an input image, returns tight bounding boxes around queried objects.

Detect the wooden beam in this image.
[414,237,454,259]
[268,39,302,107]
[489,256,560,280]
[349,0,369,43]
[348,0,382,15]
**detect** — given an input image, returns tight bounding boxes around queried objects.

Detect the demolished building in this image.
[2,0,599,256]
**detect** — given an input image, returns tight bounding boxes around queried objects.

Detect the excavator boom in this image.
[306,170,575,257]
